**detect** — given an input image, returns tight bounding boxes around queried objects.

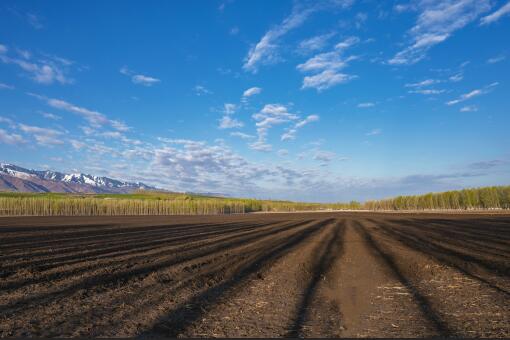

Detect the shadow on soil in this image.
[286,221,345,337]
[355,221,453,337]
[138,218,336,338]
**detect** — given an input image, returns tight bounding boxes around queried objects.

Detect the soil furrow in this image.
[0,212,508,338]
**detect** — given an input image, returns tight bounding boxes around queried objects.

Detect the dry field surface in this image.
[0,212,509,337]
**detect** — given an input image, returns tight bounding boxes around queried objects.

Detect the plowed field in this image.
[0,212,509,337]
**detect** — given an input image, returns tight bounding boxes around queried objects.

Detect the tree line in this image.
[364,185,510,210]
[0,185,508,216]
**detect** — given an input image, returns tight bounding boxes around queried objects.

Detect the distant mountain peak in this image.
[0,163,158,193]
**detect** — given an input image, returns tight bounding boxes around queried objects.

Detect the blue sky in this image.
[1,0,509,202]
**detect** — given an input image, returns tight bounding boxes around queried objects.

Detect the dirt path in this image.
[0,212,508,337]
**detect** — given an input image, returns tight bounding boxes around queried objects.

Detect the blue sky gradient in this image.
[1,0,509,202]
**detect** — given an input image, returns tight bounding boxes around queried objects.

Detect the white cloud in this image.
[219,116,244,129]
[243,1,354,73]
[357,102,375,108]
[334,36,360,50]
[281,114,319,141]
[249,140,273,152]
[298,32,336,54]
[39,112,61,120]
[366,128,382,136]
[120,66,160,86]
[16,48,31,59]
[32,94,129,131]
[67,139,82,150]
[446,82,498,105]
[0,45,73,84]
[447,89,482,105]
[194,85,213,96]
[298,37,359,91]
[302,70,357,91]
[110,120,130,132]
[313,150,336,164]
[487,55,506,64]
[18,124,63,146]
[480,1,510,25]
[0,82,14,90]
[243,87,262,97]
[0,128,25,145]
[223,103,237,114]
[230,132,255,140]
[408,89,446,95]
[389,1,492,65]
[250,103,300,151]
[295,114,319,129]
[449,73,463,82]
[297,51,350,72]
[277,149,289,157]
[460,105,478,112]
[405,79,439,87]
[243,5,316,73]
[132,74,160,86]
[151,139,280,188]
[0,116,15,128]
[280,130,297,141]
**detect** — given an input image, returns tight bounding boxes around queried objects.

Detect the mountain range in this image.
[0,163,158,193]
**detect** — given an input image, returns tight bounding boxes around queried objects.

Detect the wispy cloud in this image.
[243,5,316,73]
[449,73,463,82]
[409,89,446,95]
[446,82,498,105]
[242,87,262,97]
[366,128,382,136]
[0,44,73,84]
[480,1,510,25]
[389,0,492,65]
[468,159,507,169]
[243,1,353,73]
[120,66,160,86]
[405,79,440,87]
[302,71,356,92]
[219,116,244,129]
[31,93,129,131]
[281,114,319,141]
[250,104,299,151]
[277,149,289,157]
[0,128,25,145]
[313,150,337,166]
[459,105,478,112]
[39,111,62,120]
[218,103,242,129]
[298,36,359,91]
[357,102,375,108]
[26,13,44,29]
[0,116,15,128]
[193,85,213,96]
[230,132,255,140]
[0,82,14,90]
[298,32,336,54]
[18,124,64,146]
[487,55,506,64]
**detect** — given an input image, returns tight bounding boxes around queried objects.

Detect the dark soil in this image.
[0,212,509,337]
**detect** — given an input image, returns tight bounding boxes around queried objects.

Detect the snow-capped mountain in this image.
[0,163,158,193]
